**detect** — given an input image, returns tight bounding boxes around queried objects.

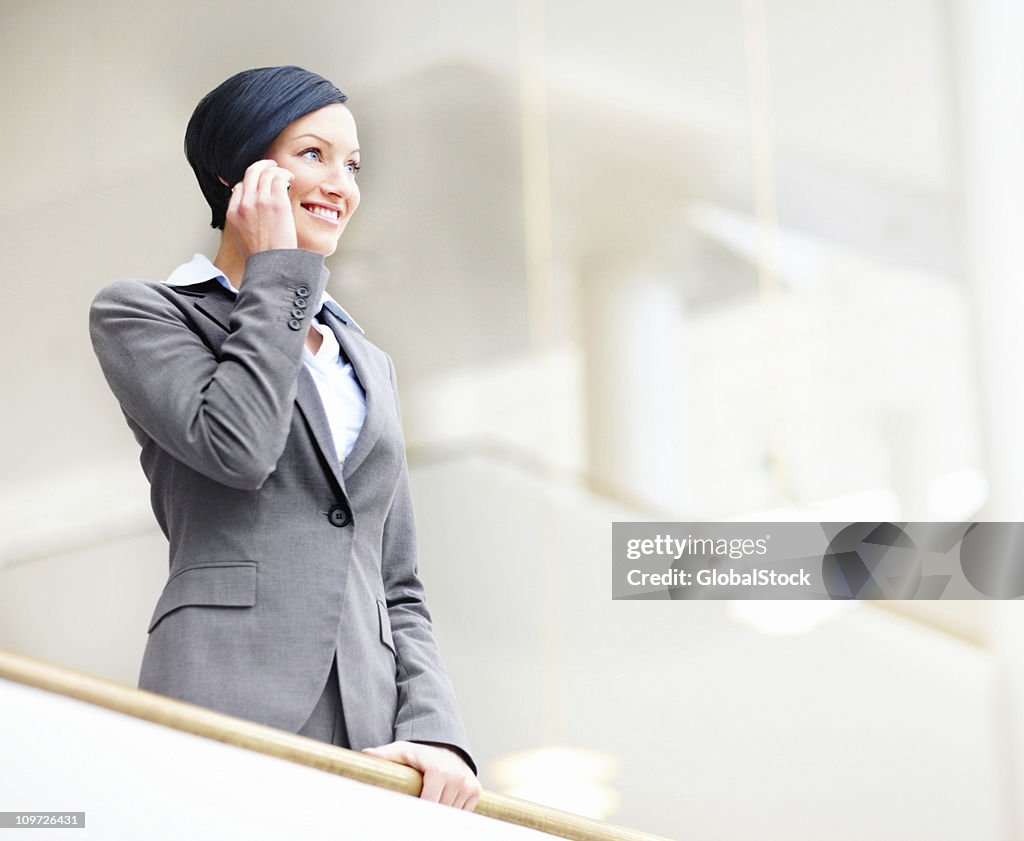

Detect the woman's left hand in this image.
[362,741,481,811]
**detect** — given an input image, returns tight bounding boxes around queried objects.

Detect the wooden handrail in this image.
[0,648,674,841]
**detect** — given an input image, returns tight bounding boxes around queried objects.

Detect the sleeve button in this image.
[288,318,302,331]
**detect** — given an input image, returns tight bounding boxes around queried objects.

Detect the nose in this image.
[321,161,358,201]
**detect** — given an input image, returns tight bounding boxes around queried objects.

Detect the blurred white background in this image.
[2,1,1024,839]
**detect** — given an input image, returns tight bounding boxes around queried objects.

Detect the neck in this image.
[212,234,245,290]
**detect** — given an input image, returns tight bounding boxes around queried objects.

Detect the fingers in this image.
[240,158,277,198]
[417,770,465,807]
[257,161,293,204]
[435,769,478,808]
[419,771,446,804]
[451,782,481,811]
[227,174,242,218]
[361,743,414,764]
[361,741,481,811]
[224,159,297,256]
[233,159,291,209]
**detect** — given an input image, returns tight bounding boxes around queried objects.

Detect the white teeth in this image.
[306,205,340,221]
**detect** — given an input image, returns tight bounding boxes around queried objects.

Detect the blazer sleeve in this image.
[88,249,328,490]
[380,354,477,774]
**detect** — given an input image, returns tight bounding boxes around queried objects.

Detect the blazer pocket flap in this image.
[148,562,258,633]
[377,598,396,655]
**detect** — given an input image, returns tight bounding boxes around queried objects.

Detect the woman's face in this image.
[264,103,361,256]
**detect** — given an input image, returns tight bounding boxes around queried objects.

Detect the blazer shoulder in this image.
[88,279,227,365]
[91,278,177,315]
[90,278,219,326]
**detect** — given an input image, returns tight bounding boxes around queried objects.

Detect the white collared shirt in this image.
[165,253,366,463]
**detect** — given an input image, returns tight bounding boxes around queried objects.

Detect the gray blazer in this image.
[89,249,474,771]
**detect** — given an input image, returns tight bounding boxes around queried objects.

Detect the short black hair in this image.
[184,66,347,229]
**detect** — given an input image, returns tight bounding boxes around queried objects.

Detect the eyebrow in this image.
[291,133,359,155]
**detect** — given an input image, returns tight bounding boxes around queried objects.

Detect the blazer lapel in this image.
[178,283,382,496]
[294,368,348,494]
[320,307,384,480]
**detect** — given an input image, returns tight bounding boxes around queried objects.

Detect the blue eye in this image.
[300,148,322,162]
[346,162,361,175]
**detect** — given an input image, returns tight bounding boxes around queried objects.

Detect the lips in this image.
[301,203,342,224]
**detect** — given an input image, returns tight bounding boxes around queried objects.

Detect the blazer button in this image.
[328,505,351,527]
[287,318,302,331]
[296,284,312,297]
[291,306,305,318]
[294,297,308,309]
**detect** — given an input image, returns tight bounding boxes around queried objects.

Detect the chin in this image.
[299,238,341,257]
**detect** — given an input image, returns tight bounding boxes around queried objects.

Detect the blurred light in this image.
[927,468,988,519]
[727,488,903,522]
[805,488,903,520]
[727,600,858,635]
[488,746,622,820]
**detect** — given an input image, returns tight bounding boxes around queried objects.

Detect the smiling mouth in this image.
[302,203,342,224]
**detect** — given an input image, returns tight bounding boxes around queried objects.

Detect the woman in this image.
[89,66,480,810]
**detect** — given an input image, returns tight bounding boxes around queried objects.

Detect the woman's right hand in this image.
[224,159,297,258]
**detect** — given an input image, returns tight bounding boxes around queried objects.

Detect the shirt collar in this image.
[163,253,364,334]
